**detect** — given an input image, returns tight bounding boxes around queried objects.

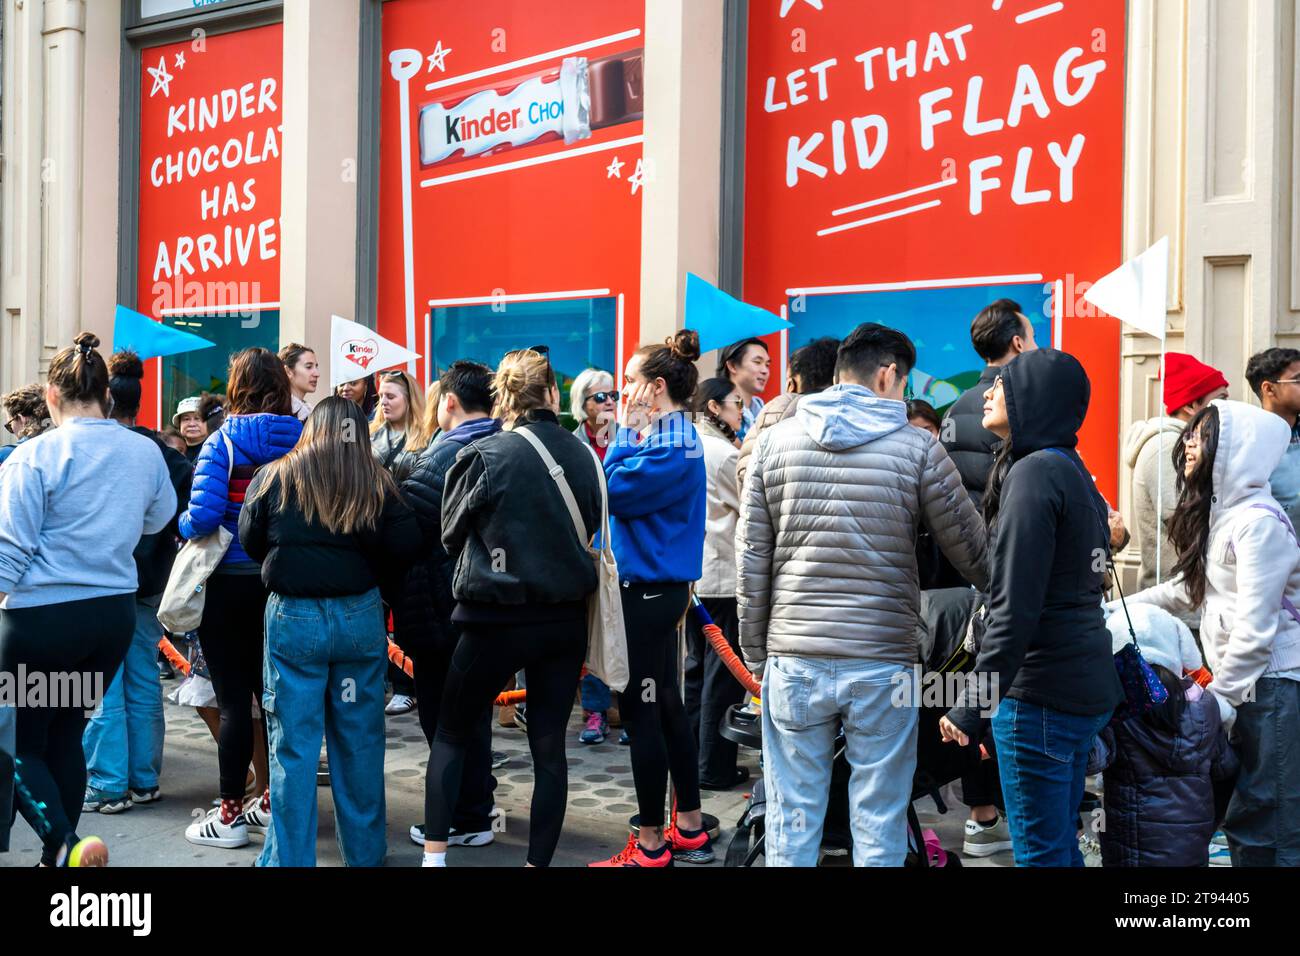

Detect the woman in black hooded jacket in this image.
[941,348,1123,866]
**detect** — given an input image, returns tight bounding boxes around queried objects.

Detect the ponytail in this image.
[48,332,110,413]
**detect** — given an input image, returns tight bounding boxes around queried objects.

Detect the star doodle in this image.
[147,55,173,98]
[174,51,186,70]
[427,40,453,73]
[628,159,647,195]
[606,156,625,179]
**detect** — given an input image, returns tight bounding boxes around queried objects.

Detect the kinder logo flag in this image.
[112,305,215,360]
[686,273,792,354]
[1083,236,1169,341]
[331,315,420,387]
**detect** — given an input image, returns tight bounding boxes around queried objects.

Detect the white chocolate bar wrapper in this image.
[419,56,591,167]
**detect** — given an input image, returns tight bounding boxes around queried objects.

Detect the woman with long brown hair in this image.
[238,396,421,865]
[426,348,603,867]
[0,333,175,866]
[1124,400,1300,865]
[180,347,302,850]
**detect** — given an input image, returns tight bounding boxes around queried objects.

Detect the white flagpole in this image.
[1155,339,1167,585]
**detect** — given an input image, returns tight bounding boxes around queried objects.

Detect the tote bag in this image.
[157,432,236,634]
[515,427,629,692]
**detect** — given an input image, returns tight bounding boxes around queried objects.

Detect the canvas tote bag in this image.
[158,432,236,634]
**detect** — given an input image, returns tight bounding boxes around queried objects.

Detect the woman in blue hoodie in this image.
[589,330,710,868]
[180,348,302,850]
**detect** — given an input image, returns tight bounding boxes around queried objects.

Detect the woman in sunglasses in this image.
[0,385,52,468]
[570,368,618,462]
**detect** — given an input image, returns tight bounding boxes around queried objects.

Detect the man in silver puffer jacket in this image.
[737,323,988,867]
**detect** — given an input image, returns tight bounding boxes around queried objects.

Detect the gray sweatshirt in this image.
[0,417,175,608]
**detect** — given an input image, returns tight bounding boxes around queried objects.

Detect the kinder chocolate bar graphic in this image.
[419,49,644,168]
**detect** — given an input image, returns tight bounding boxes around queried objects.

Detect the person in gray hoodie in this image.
[737,323,987,867]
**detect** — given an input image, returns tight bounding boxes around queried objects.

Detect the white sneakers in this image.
[185,795,271,848]
[185,806,250,849]
[385,694,417,716]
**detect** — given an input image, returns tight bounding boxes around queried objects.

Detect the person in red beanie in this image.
[1123,352,1229,592]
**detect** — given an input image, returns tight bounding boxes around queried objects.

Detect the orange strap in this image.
[386,637,584,706]
[157,636,192,677]
[1186,667,1213,688]
[701,621,762,696]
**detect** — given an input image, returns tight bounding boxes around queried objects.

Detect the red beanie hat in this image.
[1163,352,1228,415]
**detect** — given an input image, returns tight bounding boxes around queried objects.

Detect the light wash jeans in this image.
[761,656,917,866]
[83,597,165,794]
[258,588,388,867]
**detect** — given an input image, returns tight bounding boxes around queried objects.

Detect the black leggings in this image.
[684,597,747,786]
[426,618,586,866]
[619,583,700,829]
[408,636,496,834]
[197,572,269,800]
[0,593,135,864]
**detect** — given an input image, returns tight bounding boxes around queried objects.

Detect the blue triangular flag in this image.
[686,273,792,354]
[112,305,216,360]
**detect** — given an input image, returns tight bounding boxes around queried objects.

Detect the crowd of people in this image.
[1,303,1298,868]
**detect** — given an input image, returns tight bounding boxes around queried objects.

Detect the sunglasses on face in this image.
[3,417,16,435]
[586,391,617,404]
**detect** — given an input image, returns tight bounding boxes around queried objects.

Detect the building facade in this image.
[1,0,1297,571]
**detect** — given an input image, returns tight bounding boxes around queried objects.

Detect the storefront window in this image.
[789,282,1049,413]
[161,309,281,418]
[430,297,617,418]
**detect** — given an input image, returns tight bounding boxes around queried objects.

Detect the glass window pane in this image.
[429,297,618,418]
[161,309,281,420]
[787,282,1049,413]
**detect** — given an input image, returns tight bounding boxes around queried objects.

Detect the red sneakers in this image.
[588,834,674,868]
[665,824,716,864]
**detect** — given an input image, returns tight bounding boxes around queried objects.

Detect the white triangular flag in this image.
[1082,236,1169,340]
[330,314,421,387]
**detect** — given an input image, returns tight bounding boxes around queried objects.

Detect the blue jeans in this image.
[580,673,610,713]
[761,656,918,866]
[83,598,165,794]
[991,696,1109,866]
[257,589,388,867]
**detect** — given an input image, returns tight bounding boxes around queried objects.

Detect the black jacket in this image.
[1090,680,1238,867]
[946,349,1124,737]
[442,410,601,618]
[130,425,194,598]
[941,364,1001,510]
[392,417,502,650]
[238,469,422,597]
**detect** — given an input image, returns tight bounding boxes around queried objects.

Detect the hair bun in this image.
[74,331,101,352]
[108,350,144,380]
[668,328,701,363]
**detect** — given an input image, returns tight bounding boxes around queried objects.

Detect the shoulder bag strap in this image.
[220,430,236,483]
[515,427,591,545]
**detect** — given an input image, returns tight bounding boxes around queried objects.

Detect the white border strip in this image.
[817,199,941,237]
[1053,278,1064,348]
[779,306,789,394]
[831,178,957,217]
[158,301,281,316]
[616,293,626,393]
[428,288,611,308]
[785,274,1046,296]
[420,134,644,188]
[424,29,643,92]
[1016,2,1065,24]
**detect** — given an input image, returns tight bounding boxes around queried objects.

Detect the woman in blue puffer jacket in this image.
[178,348,302,850]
